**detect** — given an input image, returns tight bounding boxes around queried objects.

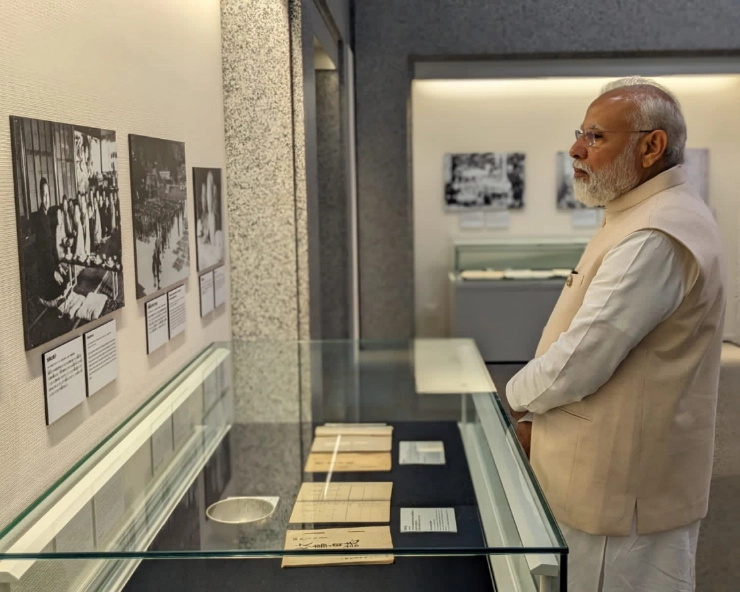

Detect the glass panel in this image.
[0,339,565,587]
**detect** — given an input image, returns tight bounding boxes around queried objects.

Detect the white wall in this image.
[0,0,231,527]
[412,75,740,340]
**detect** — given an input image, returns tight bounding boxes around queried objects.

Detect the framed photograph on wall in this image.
[192,167,225,271]
[129,134,190,298]
[444,152,525,210]
[9,116,124,351]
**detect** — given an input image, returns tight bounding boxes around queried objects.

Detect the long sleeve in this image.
[507,229,692,415]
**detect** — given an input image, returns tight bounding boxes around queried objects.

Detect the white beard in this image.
[573,142,642,207]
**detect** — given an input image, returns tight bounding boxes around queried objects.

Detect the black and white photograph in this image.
[556,151,593,210]
[129,134,190,299]
[193,167,225,271]
[10,116,124,351]
[444,152,525,210]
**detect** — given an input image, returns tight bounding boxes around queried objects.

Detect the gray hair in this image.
[600,76,686,167]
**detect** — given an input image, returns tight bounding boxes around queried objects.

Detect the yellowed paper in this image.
[281,526,394,568]
[304,452,392,473]
[290,500,390,523]
[290,482,393,524]
[311,435,392,453]
[296,482,393,502]
[315,425,394,437]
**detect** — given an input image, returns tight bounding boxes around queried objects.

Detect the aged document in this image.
[290,482,393,524]
[311,434,393,453]
[282,526,394,568]
[304,452,392,473]
[296,482,393,502]
[290,500,390,523]
[315,424,394,437]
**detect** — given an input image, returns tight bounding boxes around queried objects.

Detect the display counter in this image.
[0,339,567,592]
[449,239,587,362]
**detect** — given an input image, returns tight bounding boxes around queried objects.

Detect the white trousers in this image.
[559,516,700,592]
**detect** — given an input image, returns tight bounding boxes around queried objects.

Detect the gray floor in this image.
[487,346,740,591]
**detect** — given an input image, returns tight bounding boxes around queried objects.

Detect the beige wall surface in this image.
[412,76,740,340]
[0,0,231,527]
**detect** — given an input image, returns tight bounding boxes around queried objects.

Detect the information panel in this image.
[145,294,169,354]
[84,320,118,397]
[213,265,227,309]
[167,285,187,339]
[42,336,86,425]
[199,271,215,317]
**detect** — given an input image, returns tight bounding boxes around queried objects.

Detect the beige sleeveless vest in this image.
[531,166,726,536]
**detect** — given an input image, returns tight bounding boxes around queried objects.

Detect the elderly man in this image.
[507,76,725,592]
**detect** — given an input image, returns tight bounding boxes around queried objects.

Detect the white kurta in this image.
[506,229,700,592]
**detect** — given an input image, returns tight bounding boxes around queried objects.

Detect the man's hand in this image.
[510,409,529,421]
[516,421,532,458]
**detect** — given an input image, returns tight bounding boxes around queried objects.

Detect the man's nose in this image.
[570,139,586,160]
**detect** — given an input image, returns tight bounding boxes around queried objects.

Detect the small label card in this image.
[167,285,187,339]
[400,508,457,533]
[459,211,484,230]
[145,294,169,354]
[199,271,215,317]
[485,210,511,229]
[43,336,86,424]
[399,441,446,465]
[213,265,227,308]
[84,320,118,397]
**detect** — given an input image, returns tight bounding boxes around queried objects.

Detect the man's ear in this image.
[641,130,668,169]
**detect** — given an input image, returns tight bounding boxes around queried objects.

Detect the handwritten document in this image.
[290,482,393,524]
[305,452,392,473]
[282,526,394,568]
[296,482,393,502]
[311,435,392,453]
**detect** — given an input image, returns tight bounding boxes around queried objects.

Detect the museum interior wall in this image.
[220,0,310,433]
[412,75,740,340]
[0,0,231,527]
[354,0,740,340]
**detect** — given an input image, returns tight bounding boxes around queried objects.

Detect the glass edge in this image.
[0,545,568,561]
[488,391,568,550]
[0,342,218,542]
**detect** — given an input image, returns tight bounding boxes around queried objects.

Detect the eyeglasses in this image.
[574,129,654,147]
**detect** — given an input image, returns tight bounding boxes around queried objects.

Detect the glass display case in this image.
[0,340,568,592]
[452,237,588,280]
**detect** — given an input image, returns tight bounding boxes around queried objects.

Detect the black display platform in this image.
[124,422,495,592]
